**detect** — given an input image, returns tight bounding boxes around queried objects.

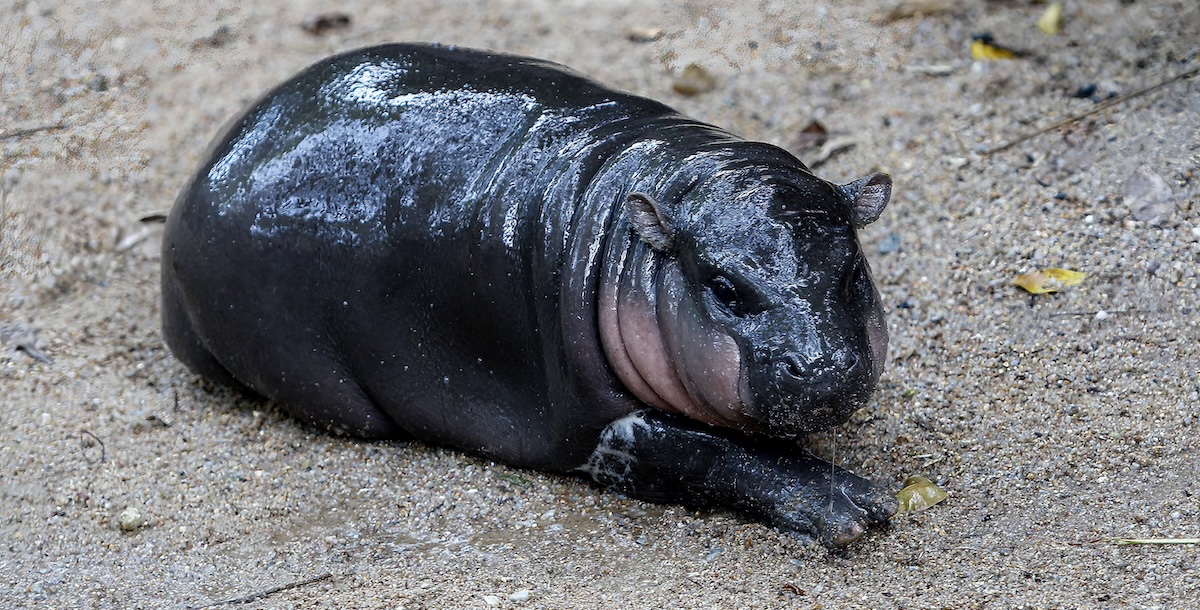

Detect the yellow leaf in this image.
[1012,268,1088,294]
[895,475,948,514]
[971,39,1017,61]
[1042,268,1086,284]
[1038,3,1064,35]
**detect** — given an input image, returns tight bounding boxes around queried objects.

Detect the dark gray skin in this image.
[162,43,897,547]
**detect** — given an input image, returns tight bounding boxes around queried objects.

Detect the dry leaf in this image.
[970,35,1019,61]
[884,0,953,23]
[301,13,352,36]
[627,27,665,43]
[1012,268,1087,294]
[896,475,948,514]
[672,64,716,96]
[793,120,828,151]
[1038,2,1064,35]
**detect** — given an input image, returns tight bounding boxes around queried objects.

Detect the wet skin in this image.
[162,43,897,546]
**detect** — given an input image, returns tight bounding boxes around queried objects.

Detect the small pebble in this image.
[509,589,531,603]
[117,508,143,532]
[1095,310,1109,321]
[482,594,501,606]
[1070,84,1097,99]
[945,156,968,169]
[877,232,902,255]
[1124,167,1174,223]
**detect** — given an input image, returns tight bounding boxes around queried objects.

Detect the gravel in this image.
[2,0,1198,607]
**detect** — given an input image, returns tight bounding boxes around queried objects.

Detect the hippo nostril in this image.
[775,352,863,382]
[779,354,806,380]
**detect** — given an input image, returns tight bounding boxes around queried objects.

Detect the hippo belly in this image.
[162,43,897,546]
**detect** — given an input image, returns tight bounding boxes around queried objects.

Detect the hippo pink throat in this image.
[598,253,755,430]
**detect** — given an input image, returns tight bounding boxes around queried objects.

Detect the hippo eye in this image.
[708,274,747,317]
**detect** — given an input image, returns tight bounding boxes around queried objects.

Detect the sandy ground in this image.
[3,0,1198,608]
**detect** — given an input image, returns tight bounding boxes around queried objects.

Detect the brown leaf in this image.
[301,13,352,36]
[793,120,828,151]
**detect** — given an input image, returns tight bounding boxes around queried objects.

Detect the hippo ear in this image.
[624,192,675,252]
[839,172,892,227]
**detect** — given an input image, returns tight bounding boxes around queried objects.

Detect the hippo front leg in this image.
[577,410,896,547]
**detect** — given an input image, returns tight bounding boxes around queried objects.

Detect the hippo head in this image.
[601,166,890,437]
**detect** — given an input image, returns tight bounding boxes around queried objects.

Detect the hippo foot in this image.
[762,462,897,547]
[577,410,895,547]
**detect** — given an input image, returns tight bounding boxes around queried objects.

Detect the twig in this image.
[80,430,106,464]
[1104,537,1200,545]
[0,122,68,140]
[806,136,858,169]
[188,572,333,608]
[982,66,1200,155]
[1048,308,1133,318]
[15,343,52,364]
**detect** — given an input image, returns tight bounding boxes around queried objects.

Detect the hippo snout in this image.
[752,349,875,436]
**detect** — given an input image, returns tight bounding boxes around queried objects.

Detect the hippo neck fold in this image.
[588,134,788,431]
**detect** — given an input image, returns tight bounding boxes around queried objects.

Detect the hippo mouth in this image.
[748,351,878,437]
[759,391,871,437]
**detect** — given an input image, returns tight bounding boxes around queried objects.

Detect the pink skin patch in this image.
[616,270,701,419]
[598,255,755,430]
[656,264,756,430]
[598,262,669,411]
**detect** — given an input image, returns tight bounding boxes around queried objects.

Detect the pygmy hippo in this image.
[162,43,897,546]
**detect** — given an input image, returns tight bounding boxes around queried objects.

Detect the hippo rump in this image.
[162,43,897,546]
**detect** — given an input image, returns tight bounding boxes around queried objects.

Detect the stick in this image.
[982,66,1200,155]
[188,572,333,608]
[0,123,68,140]
[1104,537,1200,545]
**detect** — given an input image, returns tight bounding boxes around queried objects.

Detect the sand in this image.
[2,0,1198,608]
